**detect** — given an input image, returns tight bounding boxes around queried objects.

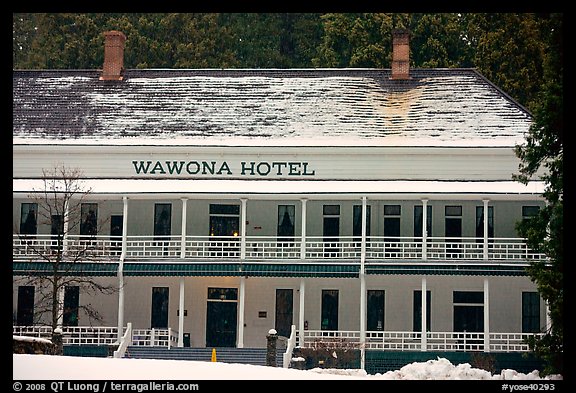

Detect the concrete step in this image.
[125,346,285,367]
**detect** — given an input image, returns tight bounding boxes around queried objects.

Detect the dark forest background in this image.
[12,13,562,113]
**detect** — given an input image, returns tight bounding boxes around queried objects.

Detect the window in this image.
[151,287,169,328]
[453,291,484,333]
[413,205,432,239]
[110,215,123,255]
[367,290,385,331]
[445,206,462,258]
[321,289,339,331]
[522,206,540,220]
[17,286,35,326]
[20,203,38,236]
[63,286,79,326]
[384,205,401,238]
[522,292,541,333]
[384,205,401,256]
[353,205,371,244]
[475,206,494,241]
[277,205,295,244]
[323,205,340,257]
[207,287,238,300]
[80,203,98,237]
[413,290,431,332]
[154,203,172,239]
[51,214,64,249]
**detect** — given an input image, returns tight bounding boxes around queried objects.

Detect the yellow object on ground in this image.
[211,348,217,362]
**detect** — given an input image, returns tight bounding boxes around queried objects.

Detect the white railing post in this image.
[150,328,155,346]
[113,322,132,358]
[283,325,297,368]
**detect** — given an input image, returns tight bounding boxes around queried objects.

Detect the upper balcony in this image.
[13,234,546,265]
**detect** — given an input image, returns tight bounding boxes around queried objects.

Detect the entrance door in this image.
[206,287,238,347]
[275,289,293,338]
[453,291,484,350]
[209,204,240,257]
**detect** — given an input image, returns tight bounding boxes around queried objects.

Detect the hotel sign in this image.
[132,160,316,177]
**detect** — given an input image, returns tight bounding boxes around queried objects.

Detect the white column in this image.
[180,198,188,259]
[421,277,427,351]
[359,197,367,370]
[422,199,428,261]
[238,276,246,348]
[483,199,489,260]
[121,197,129,260]
[240,198,247,260]
[484,278,490,352]
[56,286,65,329]
[178,278,185,347]
[300,199,307,260]
[62,199,70,255]
[299,279,306,347]
[360,197,367,273]
[238,199,248,348]
[117,196,129,341]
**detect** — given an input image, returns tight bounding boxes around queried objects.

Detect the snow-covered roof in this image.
[12,68,532,147]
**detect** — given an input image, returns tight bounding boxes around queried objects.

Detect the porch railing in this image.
[13,325,120,345]
[12,326,178,348]
[298,330,541,353]
[13,234,546,263]
[13,325,539,353]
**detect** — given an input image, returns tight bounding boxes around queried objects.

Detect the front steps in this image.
[124,346,285,367]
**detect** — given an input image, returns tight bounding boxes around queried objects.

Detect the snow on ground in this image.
[13,354,563,381]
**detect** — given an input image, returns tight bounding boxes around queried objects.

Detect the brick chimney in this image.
[391,29,410,80]
[100,30,126,81]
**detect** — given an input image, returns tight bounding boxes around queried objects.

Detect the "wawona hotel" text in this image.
[132,160,316,177]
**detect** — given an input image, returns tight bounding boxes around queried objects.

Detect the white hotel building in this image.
[13,30,548,371]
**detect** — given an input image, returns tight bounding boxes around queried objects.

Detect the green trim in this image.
[243,263,359,277]
[13,260,528,278]
[12,262,118,276]
[366,264,528,276]
[123,263,241,276]
[123,263,359,277]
